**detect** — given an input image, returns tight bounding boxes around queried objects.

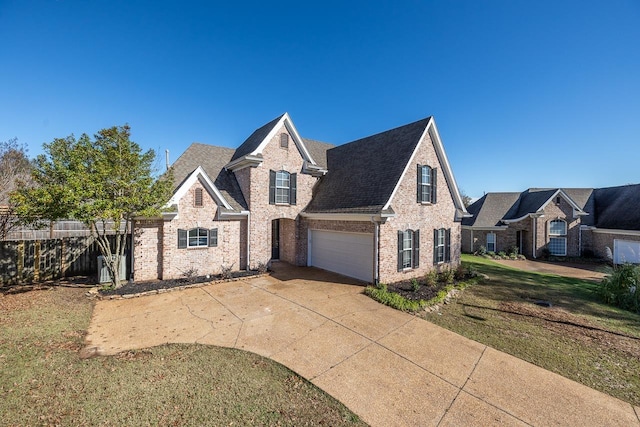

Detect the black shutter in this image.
[178,229,187,249]
[269,170,276,205]
[290,173,297,205]
[417,164,422,203]
[432,168,438,204]
[209,228,218,247]
[397,230,403,272]
[433,229,438,265]
[413,229,420,268]
[445,228,451,262]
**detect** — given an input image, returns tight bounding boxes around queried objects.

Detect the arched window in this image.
[548,219,567,256]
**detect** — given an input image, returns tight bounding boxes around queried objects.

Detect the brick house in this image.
[461,185,640,264]
[134,113,469,283]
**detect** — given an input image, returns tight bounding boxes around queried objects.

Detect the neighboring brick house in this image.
[462,185,640,264]
[134,113,469,283]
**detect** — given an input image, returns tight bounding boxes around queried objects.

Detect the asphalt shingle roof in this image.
[591,184,640,231]
[305,117,432,214]
[465,185,640,232]
[302,138,334,169]
[170,143,247,211]
[230,114,285,162]
[462,193,521,227]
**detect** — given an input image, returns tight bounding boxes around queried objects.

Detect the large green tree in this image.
[12,125,172,288]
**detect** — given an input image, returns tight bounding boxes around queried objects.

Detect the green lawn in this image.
[424,254,640,406]
[0,288,365,426]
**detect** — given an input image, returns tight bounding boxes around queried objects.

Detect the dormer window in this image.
[417,164,437,203]
[280,133,289,149]
[194,188,203,207]
[269,170,297,205]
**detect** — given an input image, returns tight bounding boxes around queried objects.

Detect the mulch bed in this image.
[99,270,262,296]
[387,280,447,302]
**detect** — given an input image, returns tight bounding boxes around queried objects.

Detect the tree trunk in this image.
[91,221,128,289]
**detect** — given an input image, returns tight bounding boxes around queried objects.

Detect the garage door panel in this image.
[614,239,640,264]
[310,230,373,282]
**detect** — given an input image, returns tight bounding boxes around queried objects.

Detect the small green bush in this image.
[365,286,427,312]
[475,245,487,256]
[425,270,438,287]
[439,268,455,284]
[597,264,640,312]
[411,278,421,292]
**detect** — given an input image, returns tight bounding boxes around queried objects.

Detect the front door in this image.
[271,219,280,260]
[516,230,526,257]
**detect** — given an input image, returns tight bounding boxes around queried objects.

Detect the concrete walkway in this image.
[85,265,639,426]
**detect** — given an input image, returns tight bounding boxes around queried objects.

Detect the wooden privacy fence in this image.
[0,235,131,285]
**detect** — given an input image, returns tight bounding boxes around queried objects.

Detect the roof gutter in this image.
[301,211,395,223]
[502,211,545,224]
[224,155,263,172]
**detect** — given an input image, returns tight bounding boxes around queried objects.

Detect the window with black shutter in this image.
[418,165,437,203]
[433,228,450,264]
[397,229,419,271]
[270,170,294,205]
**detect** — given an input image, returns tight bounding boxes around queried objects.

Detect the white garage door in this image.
[614,239,640,264]
[309,230,374,282]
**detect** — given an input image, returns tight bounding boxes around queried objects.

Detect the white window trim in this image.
[275,170,290,205]
[548,220,567,256]
[187,227,208,248]
[486,232,496,253]
[402,230,413,270]
[435,228,446,264]
[420,165,432,203]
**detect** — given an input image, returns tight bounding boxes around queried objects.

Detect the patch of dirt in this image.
[499,301,640,358]
[99,270,262,296]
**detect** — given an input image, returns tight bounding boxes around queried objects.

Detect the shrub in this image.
[439,268,455,284]
[497,251,507,259]
[425,270,438,287]
[365,285,427,312]
[475,245,487,256]
[411,278,421,292]
[454,264,469,281]
[597,264,640,312]
[256,261,269,274]
[220,264,235,280]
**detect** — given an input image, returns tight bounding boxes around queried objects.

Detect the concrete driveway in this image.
[85,264,639,426]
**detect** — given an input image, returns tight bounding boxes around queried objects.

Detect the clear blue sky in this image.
[1,0,638,199]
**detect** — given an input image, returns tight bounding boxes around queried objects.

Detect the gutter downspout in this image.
[246,211,251,270]
[130,219,135,281]
[371,217,380,285]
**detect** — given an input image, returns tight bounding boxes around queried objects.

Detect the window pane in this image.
[549,220,566,236]
[421,186,430,202]
[549,237,566,255]
[422,166,430,184]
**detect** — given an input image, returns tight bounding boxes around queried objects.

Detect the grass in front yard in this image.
[424,254,640,407]
[0,288,365,426]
